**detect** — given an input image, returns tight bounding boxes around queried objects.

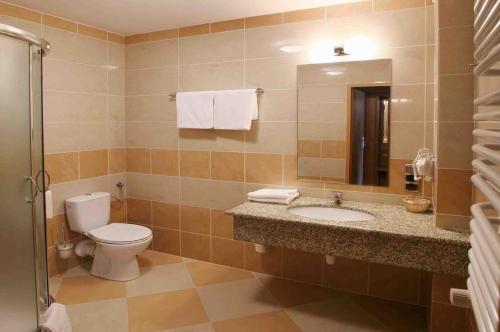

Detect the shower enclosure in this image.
[0,23,51,331]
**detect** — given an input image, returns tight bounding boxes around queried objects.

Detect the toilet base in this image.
[89,237,151,282]
[91,249,140,281]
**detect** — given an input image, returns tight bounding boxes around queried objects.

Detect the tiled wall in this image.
[434,0,474,230]
[121,0,437,306]
[0,1,126,276]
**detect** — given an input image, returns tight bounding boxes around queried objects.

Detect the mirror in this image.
[297,59,392,186]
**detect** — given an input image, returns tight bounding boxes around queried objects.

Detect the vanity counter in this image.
[226,197,470,276]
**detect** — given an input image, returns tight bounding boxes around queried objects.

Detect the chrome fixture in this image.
[169,87,264,101]
[332,191,343,206]
[0,23,50,54]
[334,45,349,56]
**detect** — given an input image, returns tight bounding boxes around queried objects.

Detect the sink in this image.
[288,206,375,222]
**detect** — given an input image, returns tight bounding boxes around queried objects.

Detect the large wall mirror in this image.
[297,59,392,186]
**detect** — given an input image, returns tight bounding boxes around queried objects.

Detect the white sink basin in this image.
[288,206,375,222]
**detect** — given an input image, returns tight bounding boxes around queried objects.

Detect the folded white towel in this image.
[177,91,215,129]
[213,89,258,130]
[40,303,72,332]
[247,188,299,200]
[249,192,299,205]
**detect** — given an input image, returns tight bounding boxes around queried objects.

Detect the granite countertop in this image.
[227,197,469,245]
[227,197,470,275]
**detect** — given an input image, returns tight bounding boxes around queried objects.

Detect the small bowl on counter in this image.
[403,196,431,213]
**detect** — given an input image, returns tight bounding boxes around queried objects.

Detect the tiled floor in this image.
[49,250,428,332]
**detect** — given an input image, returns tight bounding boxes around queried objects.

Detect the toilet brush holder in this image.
[57,242,74,260]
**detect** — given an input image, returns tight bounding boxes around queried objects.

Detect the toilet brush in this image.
[57,222,74,260]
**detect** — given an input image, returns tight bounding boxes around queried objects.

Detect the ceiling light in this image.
[279,44,302,53]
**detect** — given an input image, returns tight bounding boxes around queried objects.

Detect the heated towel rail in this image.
[467,1,500,331]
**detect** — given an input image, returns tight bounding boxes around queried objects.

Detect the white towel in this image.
[45,190,54,219]
[213,89,258,130]
[176,91,215,129]
[249,192,299,205]
[40,303,72,332]
[248,188,299,200]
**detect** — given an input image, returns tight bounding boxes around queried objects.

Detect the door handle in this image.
[25,176,43,203]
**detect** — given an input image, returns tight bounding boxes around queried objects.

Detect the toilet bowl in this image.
[66,192,153,281]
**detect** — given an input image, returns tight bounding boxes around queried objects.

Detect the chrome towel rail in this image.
[168,88,264,101]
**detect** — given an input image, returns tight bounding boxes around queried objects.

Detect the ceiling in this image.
[6,0,365,35]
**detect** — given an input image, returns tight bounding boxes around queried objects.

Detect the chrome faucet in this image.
[332,191,343,207]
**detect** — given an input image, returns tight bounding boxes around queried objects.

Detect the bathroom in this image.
[1,0,498,331]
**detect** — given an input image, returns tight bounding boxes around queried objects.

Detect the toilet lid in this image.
[89,223,152,244]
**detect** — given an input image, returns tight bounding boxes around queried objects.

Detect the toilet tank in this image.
[65,192,110,233]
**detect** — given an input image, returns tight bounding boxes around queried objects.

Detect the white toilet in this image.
[66,192,152,281]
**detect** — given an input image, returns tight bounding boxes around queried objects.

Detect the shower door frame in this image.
[0,23,51,330]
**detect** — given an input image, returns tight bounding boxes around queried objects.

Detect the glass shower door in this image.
[0,34,48,331]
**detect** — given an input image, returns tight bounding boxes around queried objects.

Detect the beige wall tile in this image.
[368,263,420,304]
[180,232,211,261]
[42,14,77,32]
[283,155,325,189]
[179,129,244,152]
[77,24,107,40]
[126,122,179,149]
[108,69,125,95]
[390,122,424,159]
[245,56,301,89]
[259,89,297,122]
[391,85,425,121]
[437,122,473,169]
[179,24,210,37]
[298,122,345,141]
[180,150,210,179]
[110,200,127,223]
[45,152,79,184]
[180,205,211,234]
[0,14,41,35]
[298,140,321,158]
[245,13,283,29]
[152,201,179,229]
[211,210,234,238]
[373,0,425,11]
[282,249,323,284]
[210,19,244,33]
[127,198,151,225]
[79,149,108,179]
[211,152,244,182]
[298,103,346,122]
[126,38,178,69]
[436,169,472,216]
[0,2,41,22]
[438,0,474,28]
[246,122,297,154]
[126,173,179,203]
[245,153,283,185]
[151,149,178,176]
[153,227,180,255]
[245,20,323,60]
[435,213,470,231]
[326,1,372,18]
[126,95,175,121]
[321,140,345,158]
[44,59,107,93]
[179,178,245,210]
[384,46,425,84]
[180,61,244,91]
[283,7,324,23]
[125,66,178,95]
[180,30,243,65]
[244,243,282,276]
[108,95,125,121]
[212,238,245,268]
[126,148,151,173]
[439,26,474,75]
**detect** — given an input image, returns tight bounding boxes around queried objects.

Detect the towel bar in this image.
[168,88,264,101]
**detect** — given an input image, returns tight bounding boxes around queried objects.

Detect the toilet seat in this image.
[88,223,152,245]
